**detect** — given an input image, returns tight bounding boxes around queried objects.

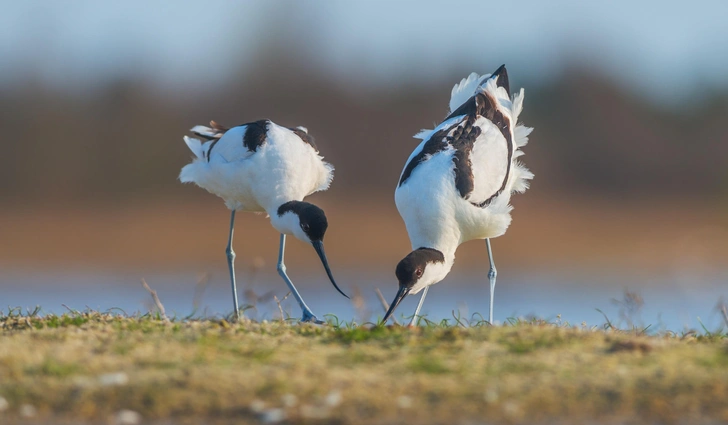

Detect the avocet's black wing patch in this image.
[400,65,514,203]
[445,91,513,207]
[289,127,318,151]
[398,124,455,187]
[449,117,482,198]
[242,120,269,152]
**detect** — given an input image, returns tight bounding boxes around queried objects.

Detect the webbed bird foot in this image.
[300,309,325,325]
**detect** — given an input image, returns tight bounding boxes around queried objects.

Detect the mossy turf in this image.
[1,310,727,424]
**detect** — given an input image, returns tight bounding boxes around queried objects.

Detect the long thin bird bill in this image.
[312,241,349,299]
[382,286,410,324]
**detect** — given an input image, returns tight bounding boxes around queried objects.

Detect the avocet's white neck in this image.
[268,209,295,236]
[406,224,459,263]
[267,202,308,243]
[261,195,302,216]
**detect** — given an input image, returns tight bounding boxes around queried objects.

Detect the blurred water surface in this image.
[2,267,726,332]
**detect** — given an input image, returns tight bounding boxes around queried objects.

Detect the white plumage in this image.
[180,121,333,213]
[179,119,346,322]
[384,65,534,325]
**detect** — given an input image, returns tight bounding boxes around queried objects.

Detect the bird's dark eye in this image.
[415,268,423,277]
[301,223,310,232]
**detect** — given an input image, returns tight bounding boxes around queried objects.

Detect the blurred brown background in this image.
[1,0,727,279]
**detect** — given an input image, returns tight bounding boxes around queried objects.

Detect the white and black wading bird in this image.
[179,120,348,322]
[383,65,534,326]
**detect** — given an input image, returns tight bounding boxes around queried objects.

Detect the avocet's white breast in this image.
[395,145,461,256]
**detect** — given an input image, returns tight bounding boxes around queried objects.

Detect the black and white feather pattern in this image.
[392,65,535,302]
[179,120,334,212]
[403,67,533,207]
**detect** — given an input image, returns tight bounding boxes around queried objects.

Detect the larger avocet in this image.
[383,65,534,325]
[179,120,348,322]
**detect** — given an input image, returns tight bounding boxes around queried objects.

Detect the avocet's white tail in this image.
[182,120,230,162]
[180,123,215,184]
[183,136,204,160]
[511,125,534,194]
[449,72,490,114]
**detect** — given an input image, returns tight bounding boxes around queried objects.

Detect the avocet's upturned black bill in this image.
[384,65,535,326]
[179,120,348,322]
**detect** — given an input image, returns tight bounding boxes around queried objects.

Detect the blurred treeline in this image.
[2,55,727,204]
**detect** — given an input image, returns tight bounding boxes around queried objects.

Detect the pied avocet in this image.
[383,65,534,326]
[179,120,348,322]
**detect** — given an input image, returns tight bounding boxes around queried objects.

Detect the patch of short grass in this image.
[0,309,726,425]
[408,355,451,374]
[26,358,79,377]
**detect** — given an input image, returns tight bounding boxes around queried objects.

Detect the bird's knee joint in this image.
[277,263,286,274]
[488,268,497,280]
[226,248,236,260]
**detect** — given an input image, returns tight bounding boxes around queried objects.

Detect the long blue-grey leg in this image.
[486,238,497,324]
[226,210,240,320]
[276,233,322,323]
[408,286,430,327]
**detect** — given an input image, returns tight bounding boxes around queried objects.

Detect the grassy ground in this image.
[1,310,727,425]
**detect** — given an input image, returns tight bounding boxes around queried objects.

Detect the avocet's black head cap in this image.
[278,201,327,242]
[395,248,445,289]
[383,248,445,324]
[277,201,348,299]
